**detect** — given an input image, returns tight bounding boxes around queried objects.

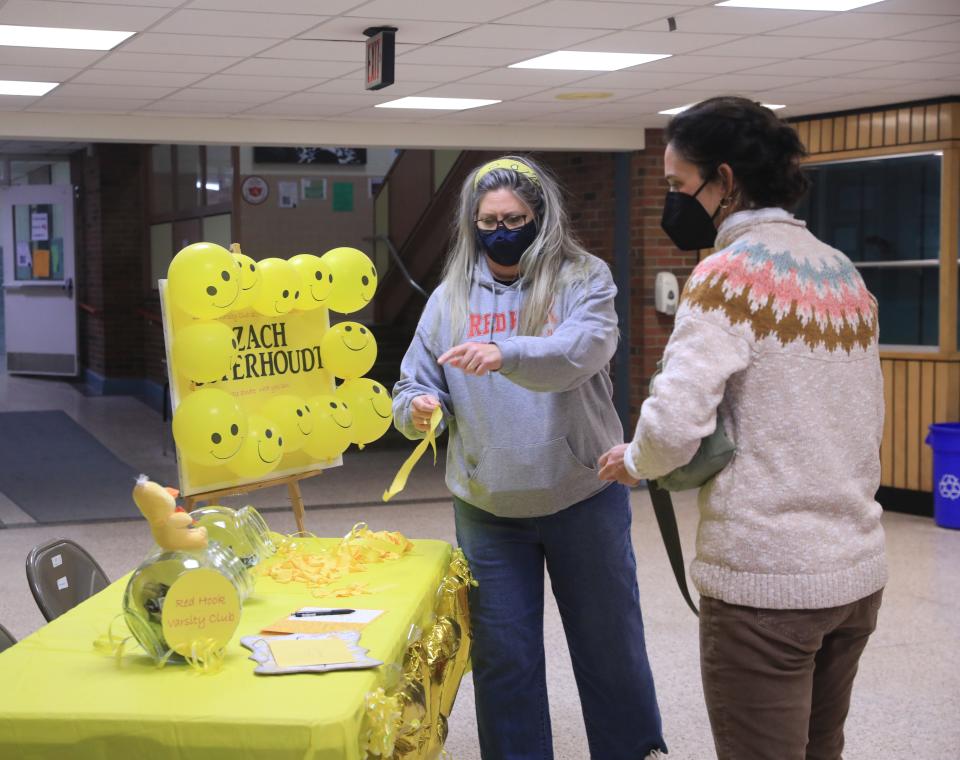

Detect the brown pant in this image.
[699,589,883,760]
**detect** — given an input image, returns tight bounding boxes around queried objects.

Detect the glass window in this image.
[149,223,173,290]
[205,146,233,206]
[795,153,942,346]
[201,214,232,249]
[176,145,203,212]
[150,146,174,216]
[12,202,65,281]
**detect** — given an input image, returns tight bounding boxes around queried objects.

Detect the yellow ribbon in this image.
[383,407,442,502]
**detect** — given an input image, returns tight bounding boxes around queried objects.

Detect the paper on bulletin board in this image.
[32,249,50,278]
[30,212,48,241]
[301,178,327,200]
[15,242,30,267]
[332,182,354,212]
[278,181,298,208]
[160,280,340,497]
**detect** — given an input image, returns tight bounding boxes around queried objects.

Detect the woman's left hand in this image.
[598,444,641,486]
[438,342,503,376]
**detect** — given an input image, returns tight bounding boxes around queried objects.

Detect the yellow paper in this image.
[268,638,354,668]
[382,407,442,501]
[161,569,241,657]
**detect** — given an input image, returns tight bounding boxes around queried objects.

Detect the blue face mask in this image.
[476,219,538,267]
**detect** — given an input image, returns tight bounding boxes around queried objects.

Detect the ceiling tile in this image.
[0,95,31,111]
[438,24,611,49]
[119,33,278,57]
[572,30,741,55]
[413,82,555,99]
[566,69,711,89]
[195,74,326,91]
[761,77,910,94]
[140,100,251,115]
[348,0,543,23]
[778,12,958,39]
[0,0,169,30]
[73,69,206,87]
[850,61,960,79]
[734,58,883,77]
[300,17,475,45]
[497,1,678,29]
[636,54,780,74]
[151,10,326,38]
[701,35,863,58]
[239,102,360,117]
[258,40,370,62]
[95,52,239,74]
[851,0,960,13]
[308,78,433,96]
[188,0,358,12]
[0,48,102,68]
[221,58,360,78]
[397,45,549,67]
[645,6,826,35]
[0,65,80,81]
[49,82,175,99]
[896,21,960,42]
[29,97,155,112]
[164,88,284,104]
[810,40,960,61]
[390,62,491,83]
[523,86,652,103]
[675,72,818,90]
[929,51,960,64]
[456,67,598,87]
[267,92,396,108]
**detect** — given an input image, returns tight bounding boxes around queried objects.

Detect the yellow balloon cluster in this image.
[167,241,393,481]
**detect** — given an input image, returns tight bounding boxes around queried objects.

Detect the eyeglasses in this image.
[475,214,529,232]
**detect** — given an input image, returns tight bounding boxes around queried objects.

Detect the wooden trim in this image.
[231,146,240,245]
[801,140,952,165]
[939,145,959,353]
[920,362,935,492]
[893,361,908,488]
[880,350,960,361]
[906,360,921,490]
[880,360,894,484]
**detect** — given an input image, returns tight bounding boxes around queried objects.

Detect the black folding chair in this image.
[25,539,109,622]
[0,623,15,653]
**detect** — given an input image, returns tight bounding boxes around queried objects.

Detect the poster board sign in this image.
[160,280,339,497]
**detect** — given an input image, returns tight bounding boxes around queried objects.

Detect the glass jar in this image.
[122,543,250,663]
[189,505,277,569]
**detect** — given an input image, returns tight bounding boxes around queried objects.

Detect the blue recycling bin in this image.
[925,423,960,529]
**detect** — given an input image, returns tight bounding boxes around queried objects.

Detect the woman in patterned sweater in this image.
[600,96,886,760]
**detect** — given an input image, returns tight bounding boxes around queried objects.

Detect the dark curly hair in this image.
[664,96,810,211]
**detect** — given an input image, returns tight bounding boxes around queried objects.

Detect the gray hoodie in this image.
[392,254,623,518]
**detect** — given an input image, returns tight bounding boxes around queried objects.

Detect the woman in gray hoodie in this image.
[393,156,666,760]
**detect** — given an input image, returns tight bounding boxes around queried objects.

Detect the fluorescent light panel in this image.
[375,97,500,110]
[0,79,58,96]
[0,24,134,50]
[716,0,883,10]
[659,102,785,115]
[510,51,671,72]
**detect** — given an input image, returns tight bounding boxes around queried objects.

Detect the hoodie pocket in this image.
[468,437,597,510]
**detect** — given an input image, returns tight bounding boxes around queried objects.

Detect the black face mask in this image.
[476,219,538,267]
[661,179,721,251]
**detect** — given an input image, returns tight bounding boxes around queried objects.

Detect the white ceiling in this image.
[0,0,957,150]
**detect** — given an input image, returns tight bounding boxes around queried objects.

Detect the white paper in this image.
[278,181,298,208]
[16,242,30,267]
[56,576,69,591]
[287,607,383,625]
[51,554,63,568]
[31,212,48,241]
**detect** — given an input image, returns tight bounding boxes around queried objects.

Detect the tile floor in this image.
[1,371,958,759]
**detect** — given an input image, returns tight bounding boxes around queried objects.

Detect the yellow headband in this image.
[474,159,540,189]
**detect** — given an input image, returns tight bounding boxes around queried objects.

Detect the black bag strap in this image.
[648,480,699,617]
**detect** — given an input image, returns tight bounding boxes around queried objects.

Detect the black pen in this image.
[293,609,355,617]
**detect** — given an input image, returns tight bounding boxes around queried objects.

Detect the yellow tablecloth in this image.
[0,538,453,760]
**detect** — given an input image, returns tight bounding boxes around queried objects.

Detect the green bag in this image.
[648,361,735,492]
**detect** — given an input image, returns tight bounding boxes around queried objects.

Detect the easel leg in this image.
[288,481,306,534]
[184,496,196,511]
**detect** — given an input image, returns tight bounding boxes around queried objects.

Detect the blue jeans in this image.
[454,483,667,760]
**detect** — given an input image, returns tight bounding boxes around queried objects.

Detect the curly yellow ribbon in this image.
[383,407,442,502]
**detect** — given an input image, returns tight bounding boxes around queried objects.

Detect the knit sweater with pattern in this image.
[625,207,887,610]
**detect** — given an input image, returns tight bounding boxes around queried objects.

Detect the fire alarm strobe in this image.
[364,26,397,91]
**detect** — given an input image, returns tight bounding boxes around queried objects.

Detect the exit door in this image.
[0,184,78,375]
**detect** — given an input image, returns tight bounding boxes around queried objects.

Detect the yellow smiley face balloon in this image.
[232,252,262,311]
[289,254,332,312]
[335,378,392,447]
[251,258,301,317]
[321,247,377,314]
[172,322,238,384]
[320,322,377,380]
[226,414,284,479]
[259,394,312,453]
[303,394,353,460]
[168,242,241,320]
[172,388,247,467]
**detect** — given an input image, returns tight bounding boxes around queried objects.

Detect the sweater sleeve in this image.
[625,314,752,480]
[391,296,453,441]
[496,261,618,394]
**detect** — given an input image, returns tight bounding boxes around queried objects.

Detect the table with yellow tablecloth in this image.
[0,538,459,760]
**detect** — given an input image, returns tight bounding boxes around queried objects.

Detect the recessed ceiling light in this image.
[0,24,135,51]
[659,101,786,115]
[375,97,501,110]
[0,80,58,96]
[510,51,671,72]
[715,0,883,10]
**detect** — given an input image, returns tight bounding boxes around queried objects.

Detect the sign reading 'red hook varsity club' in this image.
[364,26,396,91]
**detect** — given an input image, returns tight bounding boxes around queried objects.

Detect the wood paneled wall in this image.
[793,100,959,155]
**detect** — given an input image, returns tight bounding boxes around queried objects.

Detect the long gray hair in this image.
[439,154,591,340]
